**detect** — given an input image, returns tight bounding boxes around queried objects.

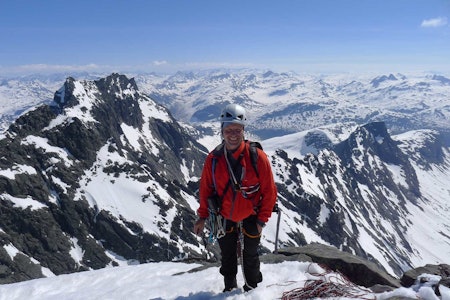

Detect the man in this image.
[193,103,277,292]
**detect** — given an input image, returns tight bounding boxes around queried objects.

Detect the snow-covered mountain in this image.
[0,73,110,133]
[2,70,449,142]
[264,122,450,276]
[0,74,207,283]
[135,70,450,142]
[0,72,449,286]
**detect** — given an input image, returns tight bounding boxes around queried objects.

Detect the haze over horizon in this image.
[1,0,449,76]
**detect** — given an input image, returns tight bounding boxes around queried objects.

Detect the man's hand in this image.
[193,218,206,236]
[257,223,263,234]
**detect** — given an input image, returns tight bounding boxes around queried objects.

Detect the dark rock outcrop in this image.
[400,264,450,287]
[276,243,401,288]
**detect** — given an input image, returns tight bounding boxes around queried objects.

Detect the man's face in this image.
[222,123,244,151]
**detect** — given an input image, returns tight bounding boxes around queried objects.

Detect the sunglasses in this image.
[223,128,243,135]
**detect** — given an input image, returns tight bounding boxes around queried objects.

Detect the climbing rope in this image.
[280,264,375,300]
[237,221,254,291]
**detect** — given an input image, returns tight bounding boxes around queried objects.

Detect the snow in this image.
[69,237,85,266]
[120,123,143,151]
[263,130,312,157]
[357,227,396,276]
[20,135,74,167]
[0,194,48,210]
[263,123,357,157]
[298,164,326,198]
[0,163,37,179]
[4,243,20,259]
[385,163,408,188]
[139,95,173,123]
[0,260,447,300]
[318,203,330,225]
[50,175,70,194]
[76,168,172,237]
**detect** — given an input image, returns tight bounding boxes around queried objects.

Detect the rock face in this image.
[264,245,449,299]
[268,121,450,277]
[276,243,400,288]
[0,73,207,283]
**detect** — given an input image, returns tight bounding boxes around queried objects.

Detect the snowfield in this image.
[1,260,448,300]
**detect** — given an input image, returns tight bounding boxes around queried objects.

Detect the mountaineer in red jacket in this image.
[193,103,277,292]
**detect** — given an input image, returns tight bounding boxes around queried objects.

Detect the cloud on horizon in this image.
[420,17,448,28]
[152,60,168,66]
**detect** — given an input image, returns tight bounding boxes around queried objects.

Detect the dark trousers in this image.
[218,215,263,288]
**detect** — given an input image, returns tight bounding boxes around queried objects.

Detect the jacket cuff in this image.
[256,219,266,228]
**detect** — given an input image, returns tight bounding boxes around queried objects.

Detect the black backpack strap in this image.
[246,141,279,213]
[247,140,262,178]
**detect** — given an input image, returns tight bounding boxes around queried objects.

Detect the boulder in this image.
[400,264,450,298]
[400,264,450,287]
[277,243,400,288]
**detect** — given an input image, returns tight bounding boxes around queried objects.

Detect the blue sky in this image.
[1,0,449,75]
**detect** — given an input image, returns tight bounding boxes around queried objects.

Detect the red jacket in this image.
[198,140,277,224]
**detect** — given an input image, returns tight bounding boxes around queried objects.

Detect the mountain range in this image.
[0,70,449,285]
[135,70,450,143]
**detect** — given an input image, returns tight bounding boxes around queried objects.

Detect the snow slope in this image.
[1,260,447,300]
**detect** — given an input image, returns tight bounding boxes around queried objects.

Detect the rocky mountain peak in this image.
[334,122,420,202]
[370,74,398,88]
[431,74,450,85]
[336,122,407,165]
[0,74,207,283]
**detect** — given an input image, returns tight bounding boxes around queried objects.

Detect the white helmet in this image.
[219,104,247,127]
